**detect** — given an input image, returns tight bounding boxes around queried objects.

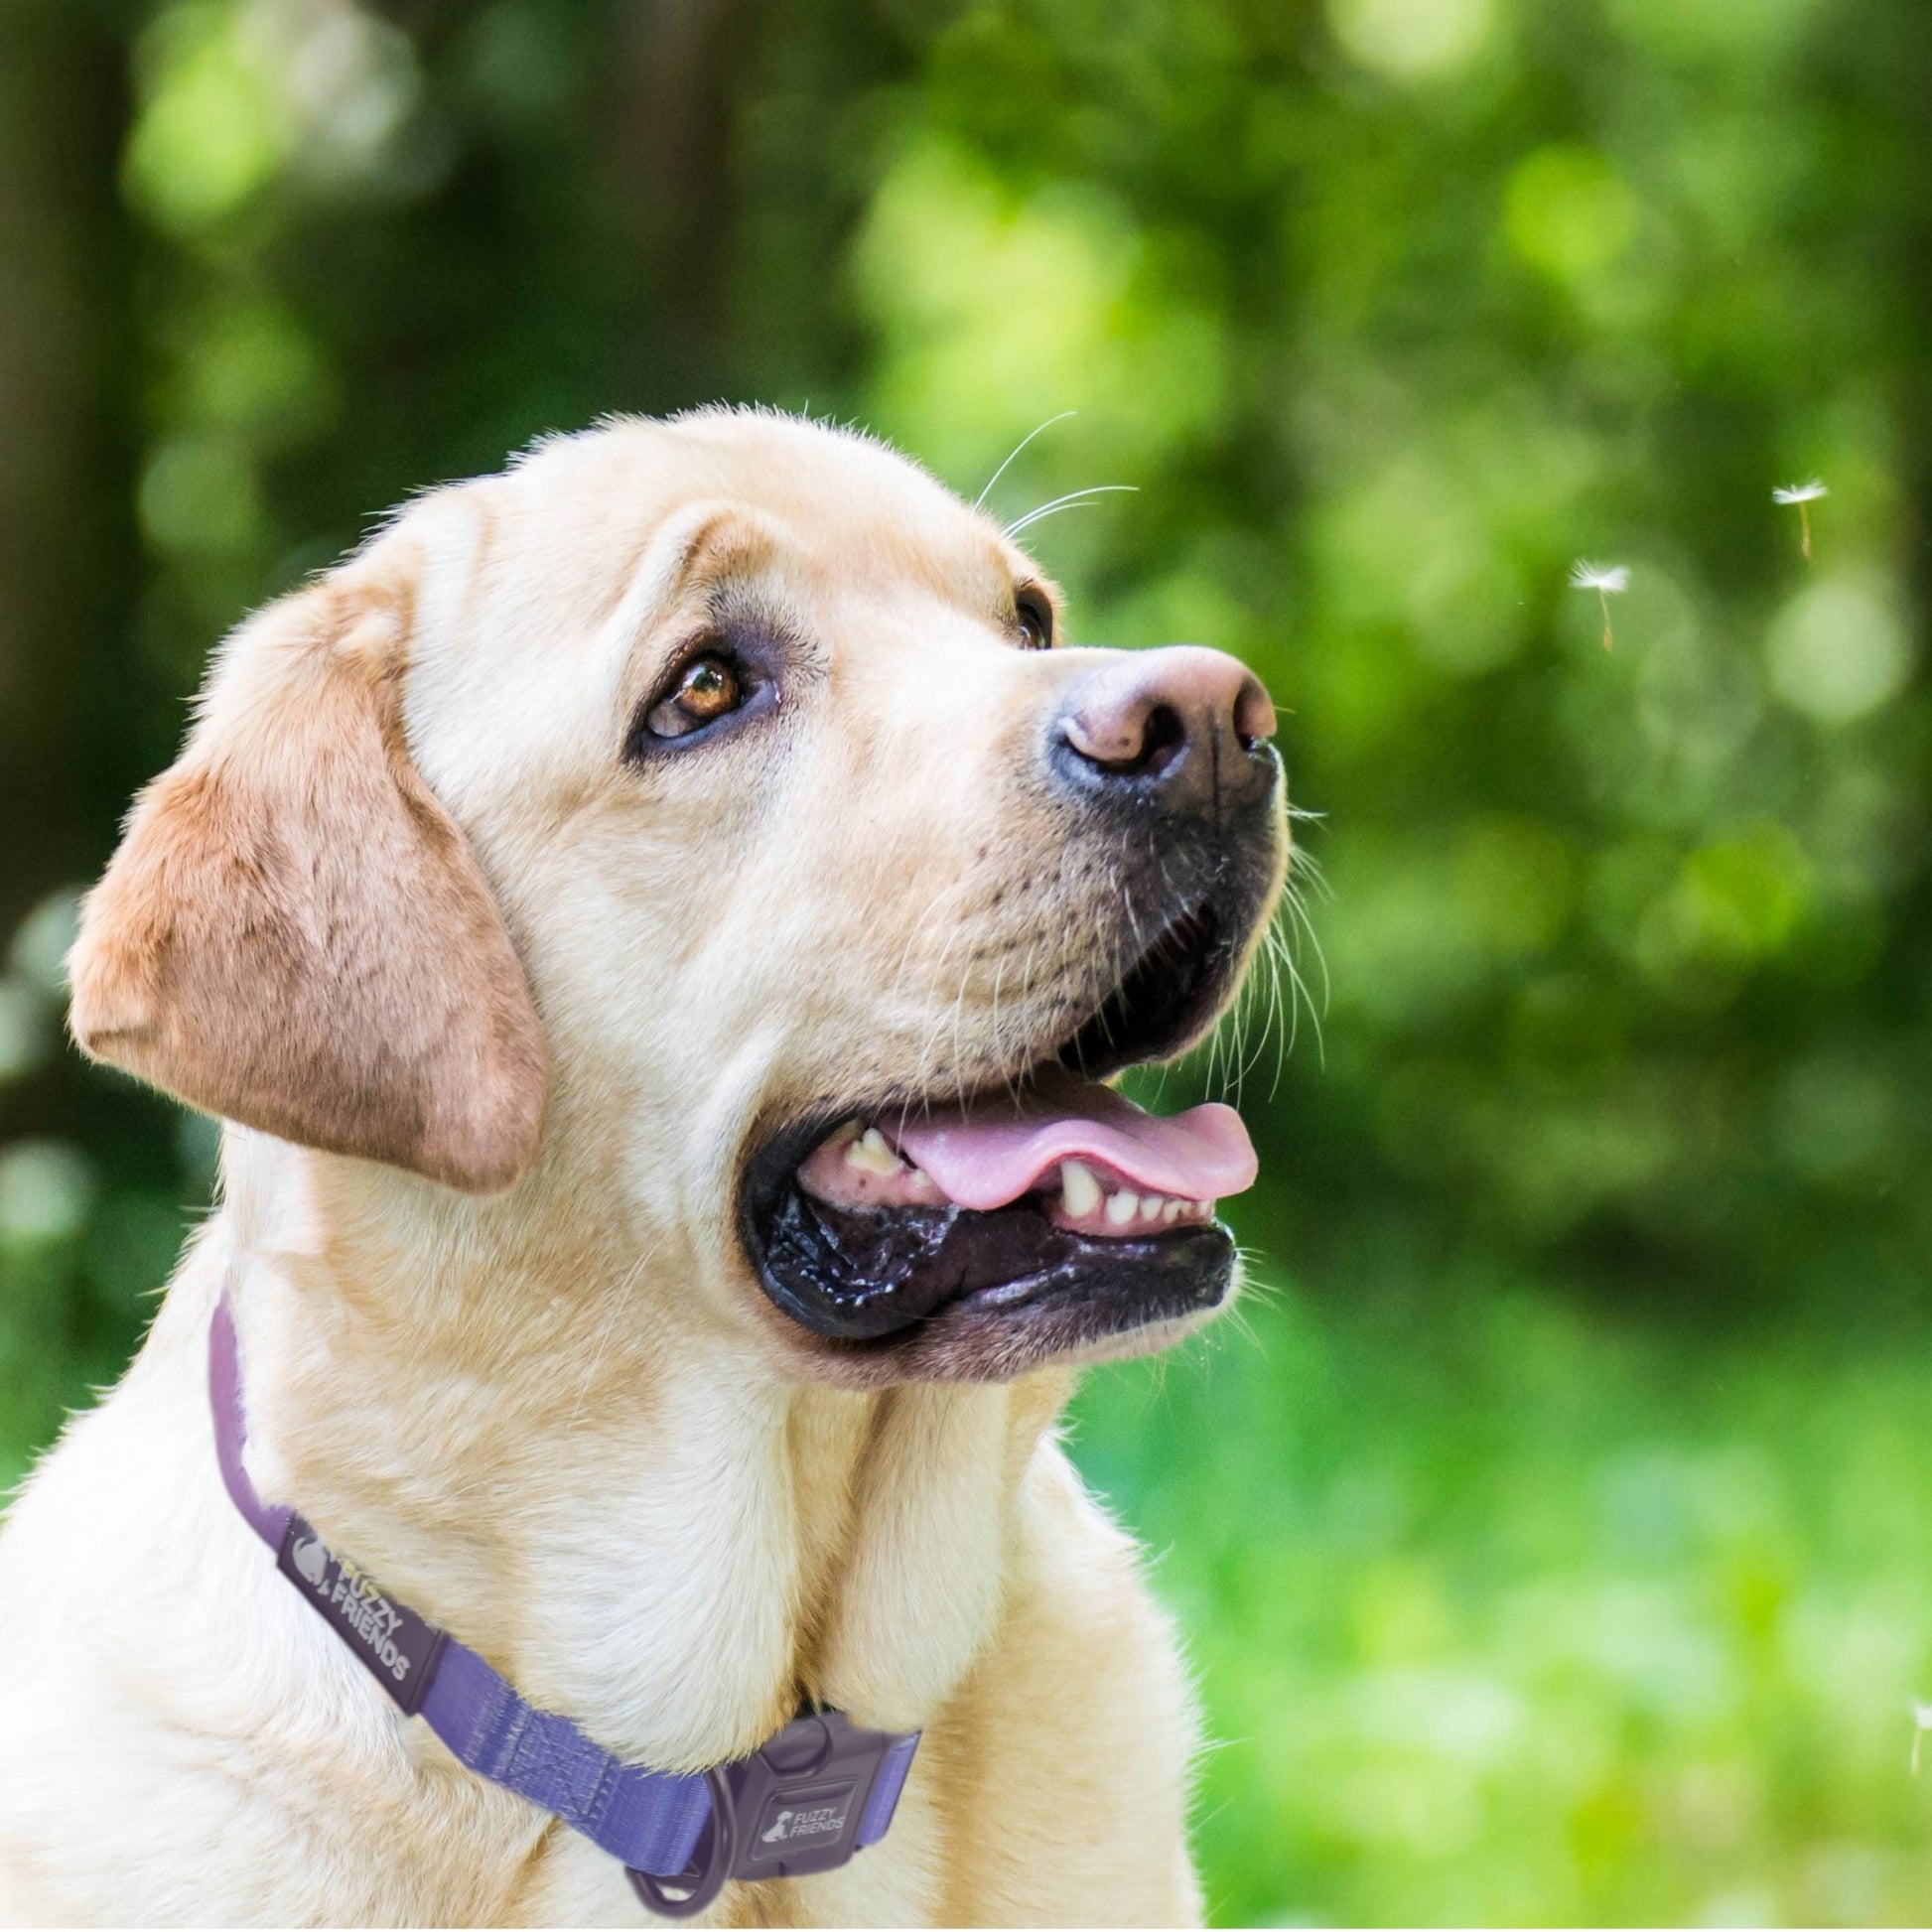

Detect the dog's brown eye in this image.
[1016,590,1053,651]
[647,654,743,738]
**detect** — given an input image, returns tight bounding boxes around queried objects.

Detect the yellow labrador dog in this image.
[0,410,1286,1926]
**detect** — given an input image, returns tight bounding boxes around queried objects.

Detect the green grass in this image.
[1069,1281,1932,1925]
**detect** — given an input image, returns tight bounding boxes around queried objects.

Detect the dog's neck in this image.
[213,1128,1070,1775]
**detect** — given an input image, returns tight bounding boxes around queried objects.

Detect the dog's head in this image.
[69,412,1288,1384]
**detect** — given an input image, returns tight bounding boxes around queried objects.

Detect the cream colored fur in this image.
[0,411,1268,1926]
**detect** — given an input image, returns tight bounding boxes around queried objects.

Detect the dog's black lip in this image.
[741,1165,1236,1372]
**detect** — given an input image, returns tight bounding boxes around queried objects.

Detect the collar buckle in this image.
[627,1710,916,1917]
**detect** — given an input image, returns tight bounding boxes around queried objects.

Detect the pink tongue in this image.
[888,1071,1257,1212]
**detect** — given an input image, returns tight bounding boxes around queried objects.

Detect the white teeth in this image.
[1060,1160,1102,1218]
[844,1126,904,1176]
[1049,1165,1214,1230]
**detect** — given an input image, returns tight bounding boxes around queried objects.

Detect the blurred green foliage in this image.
[1075,1289,1932,1923]
[2,0,1930,1920]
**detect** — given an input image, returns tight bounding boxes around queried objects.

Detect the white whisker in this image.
[973,411,1077,511]
[1004,484,1138,540]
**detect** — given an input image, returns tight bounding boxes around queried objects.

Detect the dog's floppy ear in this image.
[68,569,548,1193]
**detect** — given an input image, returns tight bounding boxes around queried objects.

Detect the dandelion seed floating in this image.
[1569,560,1630,651]
[1772,479,1828,561]
[1911,1700,1932,1776]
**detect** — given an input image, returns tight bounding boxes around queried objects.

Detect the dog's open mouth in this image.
[741,903,1257,1376]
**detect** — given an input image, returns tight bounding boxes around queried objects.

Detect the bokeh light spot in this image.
[123,4,286,233]
[1505,147,1638,282]
[7,889,82,996]
[1327,0,1494,79]
[137,436,265,556]
[855,137,1226,500]
[1765,575,1914,726]
[0,983,46,1086]
[0,1142,95,1249]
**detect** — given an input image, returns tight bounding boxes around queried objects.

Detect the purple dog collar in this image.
[208,1294,918,1916]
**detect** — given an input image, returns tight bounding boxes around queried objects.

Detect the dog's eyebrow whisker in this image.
[1003,484,1138,540]
[973,410,1077,512]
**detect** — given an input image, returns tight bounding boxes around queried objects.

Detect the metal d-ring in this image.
[626,1767,737,1919]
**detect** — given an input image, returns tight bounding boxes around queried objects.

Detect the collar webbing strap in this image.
[207,1296,916,1884]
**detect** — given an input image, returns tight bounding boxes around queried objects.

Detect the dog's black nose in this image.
[1052,645,1277,818]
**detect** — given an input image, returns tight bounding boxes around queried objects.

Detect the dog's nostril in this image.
[1138,704,1185,775]
[1062,699,1188,777]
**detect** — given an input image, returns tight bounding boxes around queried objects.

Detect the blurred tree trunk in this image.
[0,0,142,927]
[600,0,923,409]
[607,0,759,403]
